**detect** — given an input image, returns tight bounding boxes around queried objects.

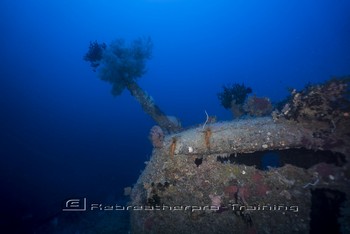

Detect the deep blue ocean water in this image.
[1,0,349,232]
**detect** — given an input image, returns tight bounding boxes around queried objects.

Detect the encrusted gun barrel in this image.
[164,117,315,156]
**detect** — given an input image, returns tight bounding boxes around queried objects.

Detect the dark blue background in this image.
[1,0,349,229]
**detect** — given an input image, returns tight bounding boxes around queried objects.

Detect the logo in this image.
[62,198,87,211]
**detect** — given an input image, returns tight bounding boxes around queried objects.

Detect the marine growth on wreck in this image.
[129,77,350,234]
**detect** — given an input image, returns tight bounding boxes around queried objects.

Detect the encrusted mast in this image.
[84,38,181,133]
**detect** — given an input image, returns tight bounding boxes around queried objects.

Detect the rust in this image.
[204,127,212,150]
[169,137,177,158]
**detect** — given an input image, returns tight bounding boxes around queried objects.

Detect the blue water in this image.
[262,152,281,170]
[1,0,349,232]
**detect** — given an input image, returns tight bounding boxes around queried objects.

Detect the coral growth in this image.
[84,37,152,96]
[83,41,107,70]
[149,125,164,148]
[102,38,153,96]
[217,83,252,118]
[274,77,350,124]
[272,77,350,151]
[244,96,273,116]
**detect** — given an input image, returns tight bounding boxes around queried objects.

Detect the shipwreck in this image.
[129,78,350,234]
